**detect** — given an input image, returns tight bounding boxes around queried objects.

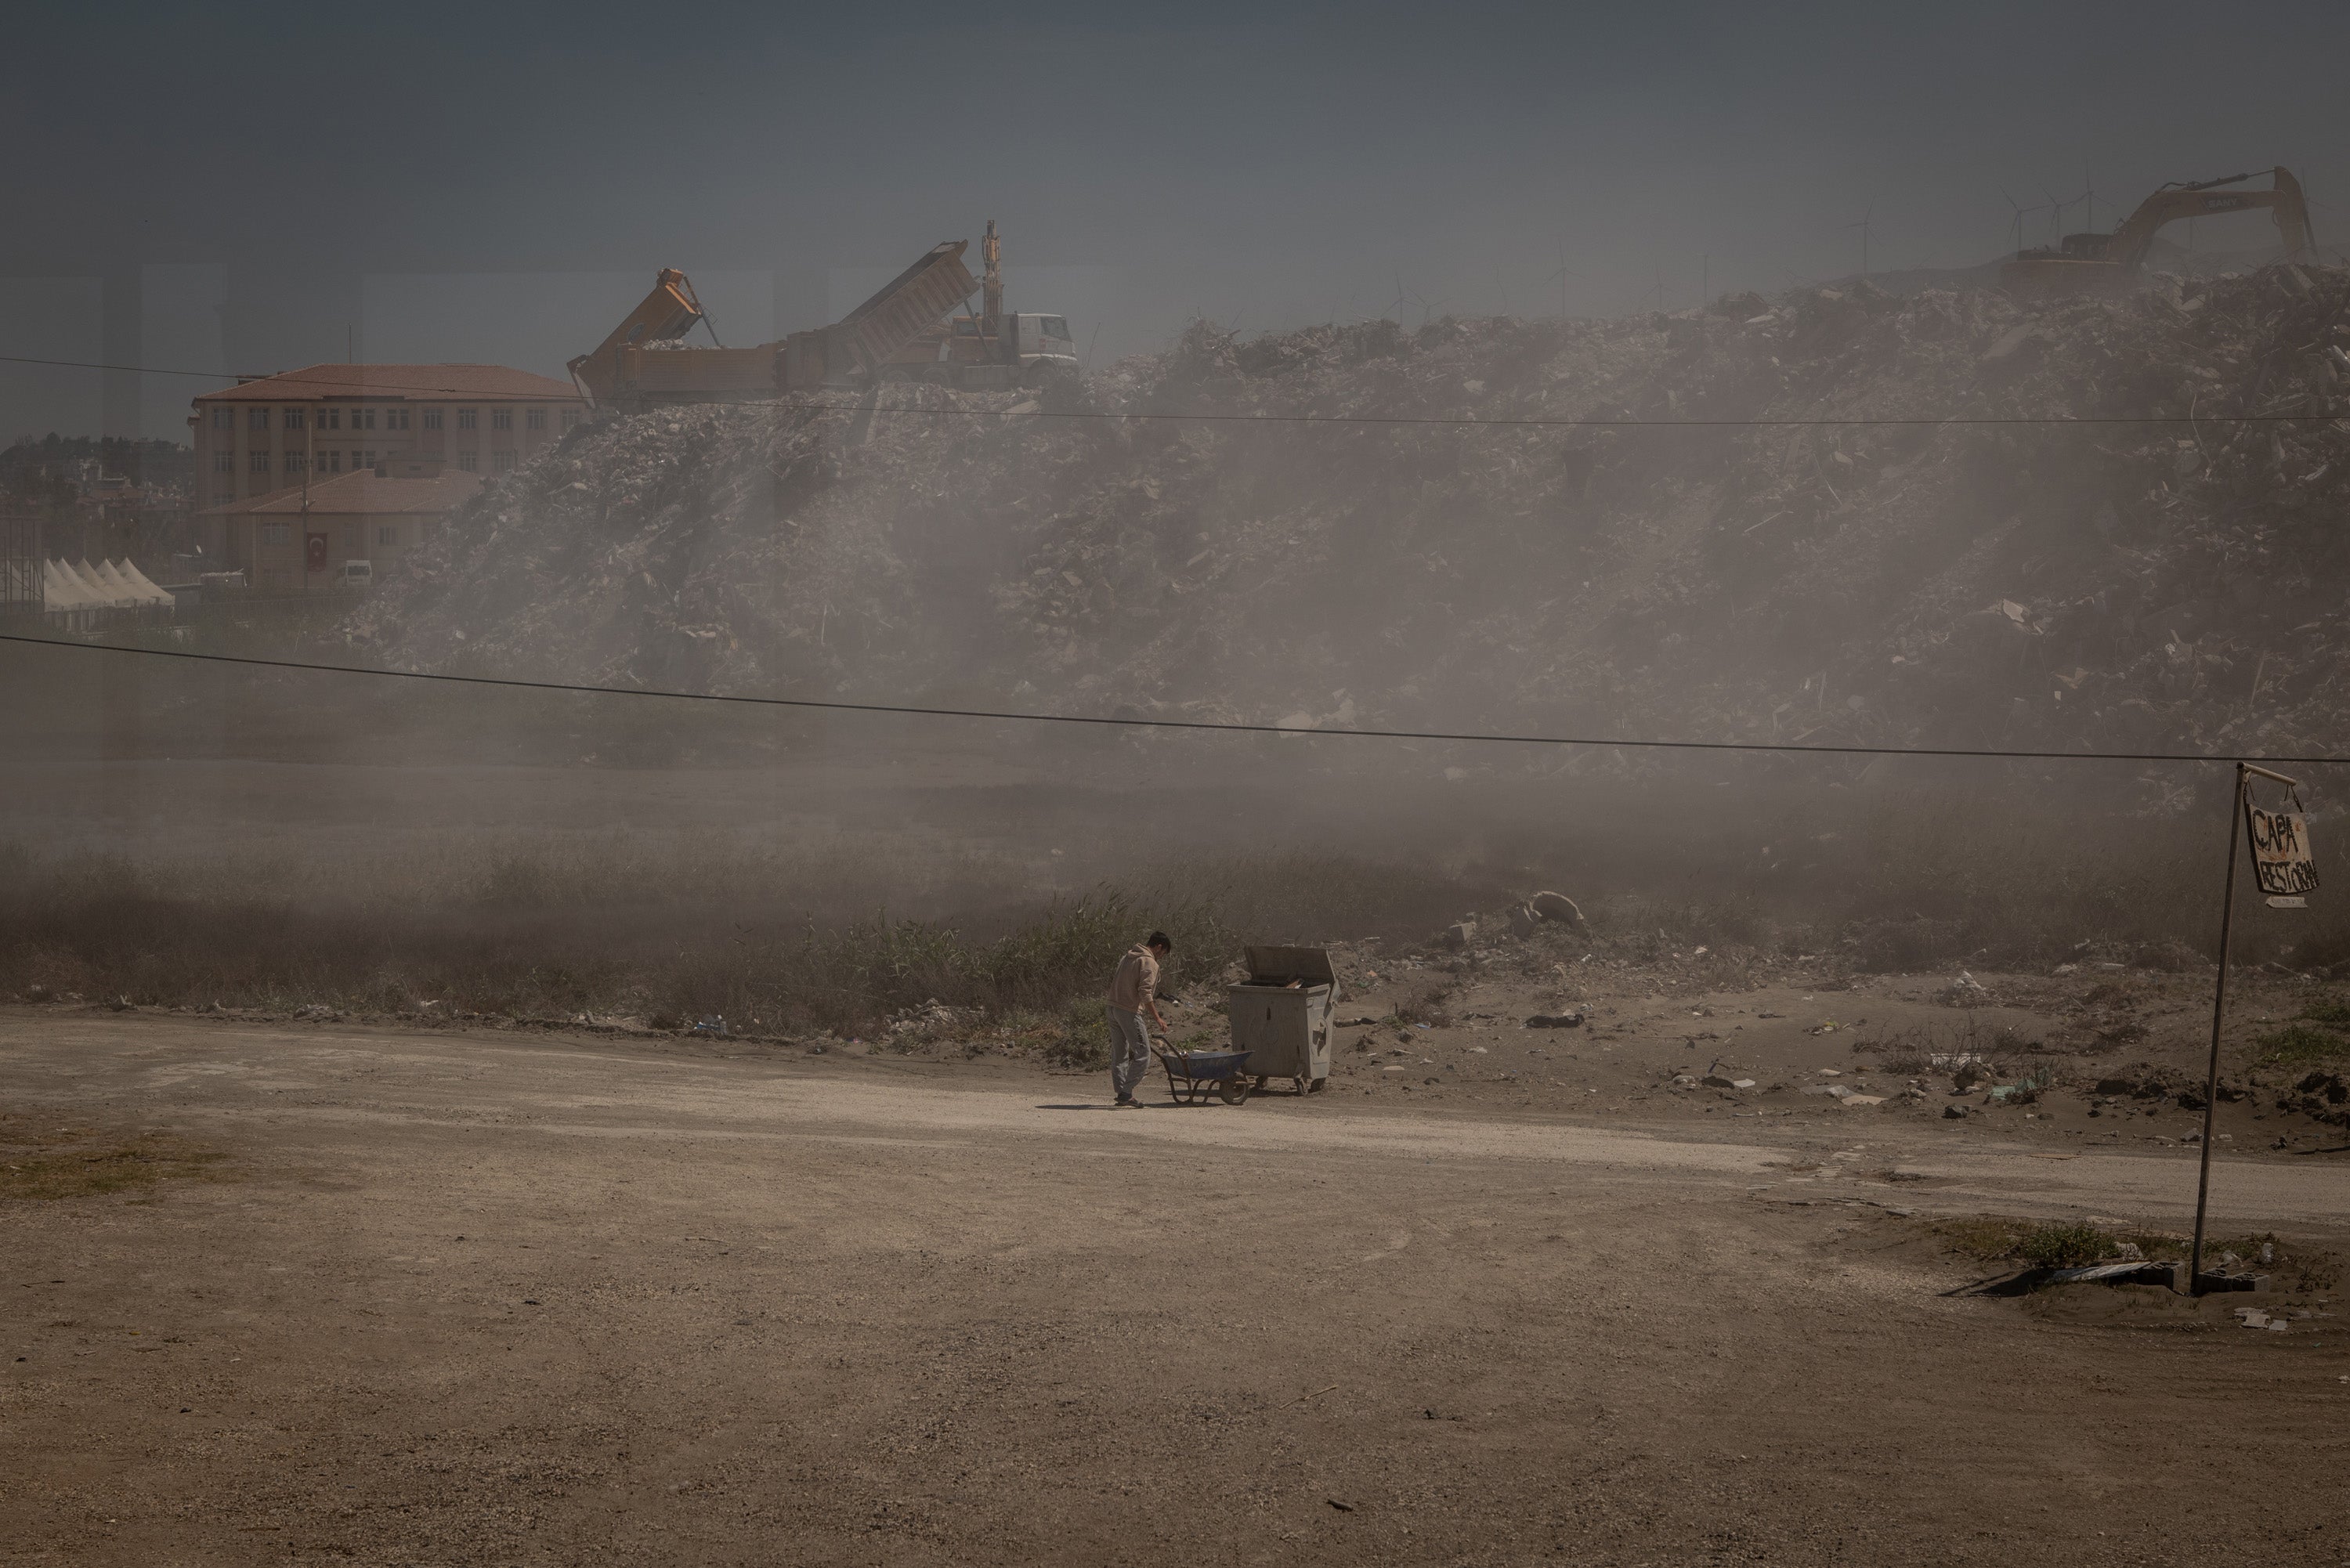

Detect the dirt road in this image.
[6,1011,2349,1566]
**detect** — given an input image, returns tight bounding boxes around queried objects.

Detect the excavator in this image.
[2001,167,2317,297]
[569,226,1076,410]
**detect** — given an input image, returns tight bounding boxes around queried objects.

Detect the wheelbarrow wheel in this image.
[1217,1076,1252,1105]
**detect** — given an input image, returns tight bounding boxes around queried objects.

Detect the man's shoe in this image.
[1113,1097,1139,1107]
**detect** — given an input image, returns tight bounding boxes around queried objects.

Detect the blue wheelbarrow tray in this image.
[1176,1050,1252,1079]
[1152,1046,1257,1105]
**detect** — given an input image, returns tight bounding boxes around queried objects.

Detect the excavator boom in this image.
[2004,167,2316,297]
[2102,166,2313,269]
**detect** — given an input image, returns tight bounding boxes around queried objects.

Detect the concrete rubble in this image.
[349,264,2350,761]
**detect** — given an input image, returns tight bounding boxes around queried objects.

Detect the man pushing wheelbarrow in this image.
[1105,931,1173,1107]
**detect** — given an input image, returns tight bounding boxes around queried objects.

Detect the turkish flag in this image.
[305,532,328,573]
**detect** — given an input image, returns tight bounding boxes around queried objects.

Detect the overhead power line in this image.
[794,400,2341,431]
[0,355,580,402]
[2,350,2341,428]
[2,633,2343,768]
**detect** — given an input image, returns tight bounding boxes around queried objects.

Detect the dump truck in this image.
[880,222,1079,385]
[568,227,1075,410]
[2001,168,2317,297]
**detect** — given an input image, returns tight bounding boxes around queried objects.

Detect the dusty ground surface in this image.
[6,1006,2350,1567]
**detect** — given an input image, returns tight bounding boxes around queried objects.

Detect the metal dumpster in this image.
[1227,945,1335,1094]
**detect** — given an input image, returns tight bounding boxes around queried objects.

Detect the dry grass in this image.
[1392,976,1459,1028]
[2,760,2344,1039]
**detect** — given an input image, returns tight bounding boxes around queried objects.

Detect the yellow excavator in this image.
[2002,167,2317,297]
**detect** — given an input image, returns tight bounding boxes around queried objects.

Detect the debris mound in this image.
[350,266,2350,757]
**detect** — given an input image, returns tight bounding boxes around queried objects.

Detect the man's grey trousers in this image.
[1106,1006,1150,1101]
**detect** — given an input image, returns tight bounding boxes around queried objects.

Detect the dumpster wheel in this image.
[1307,1076,1328,1094]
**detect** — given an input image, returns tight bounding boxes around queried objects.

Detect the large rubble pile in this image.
[350,264,2350,759]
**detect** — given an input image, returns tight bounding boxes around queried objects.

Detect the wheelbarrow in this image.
[1151,1042,1254,1105]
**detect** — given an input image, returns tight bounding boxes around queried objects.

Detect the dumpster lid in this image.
[1242,945,1335,987]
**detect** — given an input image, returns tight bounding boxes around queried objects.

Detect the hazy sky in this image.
[6,0,2345,441]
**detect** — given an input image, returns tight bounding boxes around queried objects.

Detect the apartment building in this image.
[187,363,587,511]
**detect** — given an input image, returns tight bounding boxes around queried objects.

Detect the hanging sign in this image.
[2245,800,2317,901]
[305,532,329,573]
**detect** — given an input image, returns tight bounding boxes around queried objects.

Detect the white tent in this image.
[106,558,174,607]
[42,559,97,611]
[119,559,175,604]
[47,559,115,609]
[82,558,140,609]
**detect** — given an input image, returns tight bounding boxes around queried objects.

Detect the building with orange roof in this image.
[197,464,484,594]
[186,363,587,515]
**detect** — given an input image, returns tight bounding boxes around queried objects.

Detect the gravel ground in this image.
[6,1008,2349,1566]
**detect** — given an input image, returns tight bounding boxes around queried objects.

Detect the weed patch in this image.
[2258,1023,2350,1067]
[2016,1222,2117,1269]
[0,1118,233,1201]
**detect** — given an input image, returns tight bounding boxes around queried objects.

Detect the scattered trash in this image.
[1955,1260,2186,1296]
[1940,971,1992,1006]
[1524,1013,1584,1029]
[2194,1271,2270,1294]
[1526,892,1583,924]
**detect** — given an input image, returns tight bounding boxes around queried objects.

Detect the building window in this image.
[457,450,477,471]
[284,453,306,473]
[360,450,378,470]
[284,409,304,430]
[212,408,233,430]
[356,408,376,431]
[387,407,410,431]
[324,451,341,473]
[526,408,546,432]
[248,407,269,431]
[377,524,398,547]
[493,450,516,472]
[249,451,269,473]
[561,409,581,430]
[457,408,477,430]
[216,484,236,502]
[259,522,291,545]
[422,408,443,430]
[212,451,233,473]
[492,408,512,431]
[322,408,341,430]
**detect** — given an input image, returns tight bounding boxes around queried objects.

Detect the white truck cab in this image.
[1007,313,1078,370]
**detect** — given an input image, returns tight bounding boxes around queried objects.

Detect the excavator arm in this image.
[2088,168,2315,269]
[568,269,706,401]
